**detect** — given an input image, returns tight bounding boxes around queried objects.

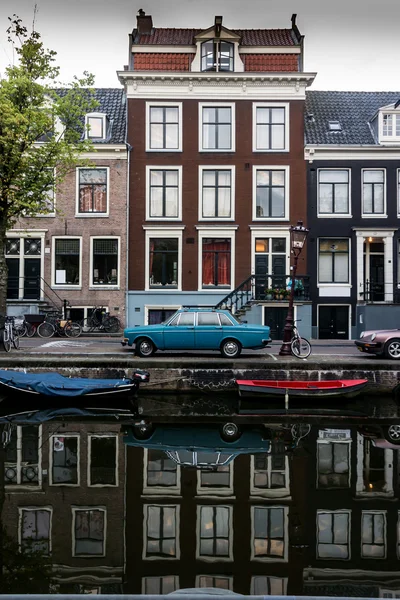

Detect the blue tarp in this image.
[0,369,135,397]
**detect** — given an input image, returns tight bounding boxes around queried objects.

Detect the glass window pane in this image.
[203,188,216,217]
[257,125,269,149]
[150,107,164,122]
[319,254,333,282]
[165,108,178,123]
[319,184,333,213]
[203,171,216,186]
[165,124,178,149]
[150,188,163,217]
[271,238,286,252]
[203,108,215,123]
[271,108,285,123]
[271,125,285,149]
[217,124,231,149]
[319,170,348,183]
[364,170,384,183]
[165,188,178,217]
[217,108,231,123]
[271,188,285,217]
[271,170,285,186]
[334,184,349,212]
[150,124,163,148]
[335,254,349,282]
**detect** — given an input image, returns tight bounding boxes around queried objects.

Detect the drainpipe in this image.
[125,99,132,327]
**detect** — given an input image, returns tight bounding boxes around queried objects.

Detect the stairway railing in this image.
[6,276,70,315]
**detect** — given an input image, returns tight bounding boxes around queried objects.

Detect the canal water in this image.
[1,392,400,595]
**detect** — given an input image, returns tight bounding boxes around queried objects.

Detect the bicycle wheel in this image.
[103,316,121,333]
[81,317,95,334]
[15,323,27,337]
[37,322,55,338]
[12,327,20,349]
[2,328,11,353]
[65,322,82,337]
[26,323,36,337]
[291,336,311,359]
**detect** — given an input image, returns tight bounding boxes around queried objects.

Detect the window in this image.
[50,435,79,485]
[253,235,288,291]
[85,113,107,140]
[318,170,350,215]
[147,307,179,325]
[201,238,231,288]
[199,104,235,151]
[149,239,178,288]
[328,120,342,131]
[253,104,288,151]
[91,238,119,286]
[318,239,349,284]
[251,506,288,561]
[89,436,117,486]
[144,505,179,559]
[317,441,350,488]
[54,237,81,286]
[77,168,108,215]
[146,103,182,151]
[362,511,386,558]
[147,167,181,219]
[197,462,232,495]
[250,577,287,595]
[381,112,400,140]
[198,505,232,560]
[362,170,385,215]
[197,576,233,591]
[317,510,350,559]
[144,449,180,494]
[142,577,179,594]
[254,168,288,219]
[73,508,106,556]
[201,40,234,72]
[20,508,51,554]
[199,168,234,219]
[5,425,40,486]
[251,453,289,497]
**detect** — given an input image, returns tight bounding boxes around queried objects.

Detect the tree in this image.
[0,15,98,314]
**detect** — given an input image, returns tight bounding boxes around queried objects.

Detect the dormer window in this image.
[85,113,107,140]
[201,40,234,72]
[382,113,400,137]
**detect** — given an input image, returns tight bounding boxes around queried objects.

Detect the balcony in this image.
[361,280,400,304]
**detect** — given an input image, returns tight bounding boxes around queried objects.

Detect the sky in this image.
[1,0,400,91]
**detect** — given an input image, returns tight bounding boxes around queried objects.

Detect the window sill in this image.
[75,213,109,218]
[199,148,235,153]
[317,283,351,287]
[317,214,352,218]
[146,148,182,153]
[53,285,82,290]
[146,217,182,221]
[253,217,289,221]
[252,148,289,153]
[89,285,119,290]
[361,214,387,218]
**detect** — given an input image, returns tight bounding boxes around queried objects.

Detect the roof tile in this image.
[243,54,299,72]
[133,28,297,47]
[134,53,194,71]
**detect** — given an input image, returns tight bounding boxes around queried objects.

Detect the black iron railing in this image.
[361,280,400,304]
[6,276,69,314]
[214,274,310,314]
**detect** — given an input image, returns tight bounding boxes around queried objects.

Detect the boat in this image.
[236,379,369,400]
[0,368,150,401]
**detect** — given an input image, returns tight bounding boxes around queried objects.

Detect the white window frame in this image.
[196,575,233,591]
[196,461,233,496]
[397,169,400,217]
[250,454,290,498]
[361,168,387,218]
[361,510,387,559]
[143,504,180,560]
[250,227,291,278]
[198,102,236,152]
[252,102,290,152]
[89,236,121,289]
[316,438,351,489]
[379,111,400,142]
[146,101,183,152]
[317,168,352,218]
[5,424,42,489]
[146,166,183,221]
[72,506,107,558]
[250,576,288,595]
[252,165,290,221]
[75,166,110,217]
[142,576,180,594]
[316,509,351,560]
[88,434,118,488]
[18,506,52,555]
[85,112,107,140]
[143,448,181,495]
[52,236,83,288]
[356,433,393,497]
[49,434,80,487]
[198,165,235,221]
[317,237,351,287]
[144,227,184,292]
[250,505,289,562]
[6,232,46,301]
[196,504,233,561]
[197,227,237,291]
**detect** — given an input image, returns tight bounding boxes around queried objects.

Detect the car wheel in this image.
[384,339,400,359]
[220,422,241,442]
[220,339,242,358]
[133,421,154,440]
[382,424,400,444]
[136,338,156,357]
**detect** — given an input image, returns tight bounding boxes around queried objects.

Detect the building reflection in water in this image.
[1,397,400,595]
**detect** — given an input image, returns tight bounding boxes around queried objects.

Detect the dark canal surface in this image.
[1,391,400,595]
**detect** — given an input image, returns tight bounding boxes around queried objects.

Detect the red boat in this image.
[236,379,369,399]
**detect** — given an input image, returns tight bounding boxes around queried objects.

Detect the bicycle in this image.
[14,317,37,338]
[37,314,82,338]
[81,306,121,334]
[2,316,20,352]
[290,320,312,359]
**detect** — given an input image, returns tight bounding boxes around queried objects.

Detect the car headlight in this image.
[370,333,376,341]
[360,331,365,338]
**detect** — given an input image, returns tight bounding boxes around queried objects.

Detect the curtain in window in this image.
[202,240,230,286]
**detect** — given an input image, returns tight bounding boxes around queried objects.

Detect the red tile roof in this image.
[133,28,297,47]
[133,53,194,71]
[243,54,299,72]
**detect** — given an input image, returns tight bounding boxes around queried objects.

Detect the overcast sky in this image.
[1,0,400,91]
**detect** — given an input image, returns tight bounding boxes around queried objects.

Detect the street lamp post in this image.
[279,220,309,356]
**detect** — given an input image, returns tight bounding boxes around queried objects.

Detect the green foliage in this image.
[0,526,55,593]
[0,15,99,222]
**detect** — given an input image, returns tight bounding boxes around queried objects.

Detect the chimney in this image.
[136,9,153,34]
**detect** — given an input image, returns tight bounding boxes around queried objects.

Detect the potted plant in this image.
[265,288,275,300]
[277,288,288,300]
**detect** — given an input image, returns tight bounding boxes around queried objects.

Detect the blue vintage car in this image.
[122,307,271,358]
